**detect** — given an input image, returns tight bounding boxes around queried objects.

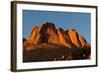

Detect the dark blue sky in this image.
[23,10,91,44]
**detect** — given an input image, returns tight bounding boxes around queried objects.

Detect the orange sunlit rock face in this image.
[68,29,82,48]
[23,22,91,62]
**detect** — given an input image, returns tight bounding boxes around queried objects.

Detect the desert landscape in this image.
[23,22,91,62]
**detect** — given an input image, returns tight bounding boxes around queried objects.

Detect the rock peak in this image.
[41,22,56,30]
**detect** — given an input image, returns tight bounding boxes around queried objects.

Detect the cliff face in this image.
[28,23,60,45]
[23,22,91,62]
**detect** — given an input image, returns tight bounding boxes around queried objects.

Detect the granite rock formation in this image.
[23,22,91,62]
